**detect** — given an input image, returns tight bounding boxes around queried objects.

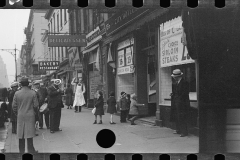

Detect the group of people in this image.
[93,90,140,126]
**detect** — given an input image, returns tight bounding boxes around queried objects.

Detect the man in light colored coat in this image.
[12,77,39,153]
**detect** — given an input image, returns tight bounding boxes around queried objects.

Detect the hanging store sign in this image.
[86,26,103,47]
[38,61,60,70]
[117,65,135,75]
[160,16,195,68]
[48,35,87,47]
[105,8,150,36]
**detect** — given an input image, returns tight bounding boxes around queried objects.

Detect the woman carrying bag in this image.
[71,77,86,112]
[107,91,117,124]
[93,90,104,124]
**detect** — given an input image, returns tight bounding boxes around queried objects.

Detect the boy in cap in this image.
[119,92,128,123]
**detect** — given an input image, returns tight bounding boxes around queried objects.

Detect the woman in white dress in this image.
[71,77,86,112]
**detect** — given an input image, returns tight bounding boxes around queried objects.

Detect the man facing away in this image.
[12,77,39,153]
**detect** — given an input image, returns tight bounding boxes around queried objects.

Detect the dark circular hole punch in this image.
[105,0,115,8]
[22,153,33,160]
[187,154,197,160]
[50,153,60,160]
[105,154,115,160]
[22,0,33,7]
[215,154,225,160]
[77,154,88,160]
[50,0,60,7]
[160,154,170,160]
[0,0,6,7]
[132,0,143,8]
[187,0,198,8]
[96,129,116,148]
[160,0,170,8]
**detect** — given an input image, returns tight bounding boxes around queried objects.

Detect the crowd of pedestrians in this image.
[0,68,190,153]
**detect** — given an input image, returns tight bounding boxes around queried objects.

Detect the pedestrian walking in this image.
[65,84,73,109]
[12,77,39,153]
[71,77,86,112]
[170,69,190,137]
[126,94,131,121]
[47,79,64,134]
[107,91,117,124]
[119,92,128,123]
[34,81,49,129]
[128,94,140,125]
[8,82,19,134]
[93,90,104,124]
[0,99,8,127]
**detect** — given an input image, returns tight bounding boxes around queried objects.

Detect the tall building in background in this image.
[24,9,48,81]
[0,55,9,87]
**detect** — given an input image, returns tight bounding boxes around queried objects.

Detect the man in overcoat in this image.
[47,79,64,133]
[8,82,19,134]
[170,69,190,137]
[12,77,39,153]
[119,92,128,123]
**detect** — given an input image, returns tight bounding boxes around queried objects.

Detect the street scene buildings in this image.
[1,2,240,155]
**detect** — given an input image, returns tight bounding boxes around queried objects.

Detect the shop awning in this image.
[103,8,168,46]
[82,44,99,55]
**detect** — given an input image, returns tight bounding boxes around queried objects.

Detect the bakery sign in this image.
[38,61,59,70]
[160,16,194,68]
[48,35,87,47]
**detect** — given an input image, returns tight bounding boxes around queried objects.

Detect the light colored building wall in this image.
[0,56,9,87]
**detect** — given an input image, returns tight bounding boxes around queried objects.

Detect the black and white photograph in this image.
[0,0,239,159]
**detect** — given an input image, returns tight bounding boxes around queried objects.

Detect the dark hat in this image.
[20,77,29,83]
[171,69,183,77]
[121,92,126,97]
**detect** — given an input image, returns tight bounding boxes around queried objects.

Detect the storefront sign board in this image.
[48,35,87,47]
[105,8,150,36]
[160,16,195,68]
[117,38,134,50]
[38,61,60,70]
[86,26,103,48]
[117,65,134,75]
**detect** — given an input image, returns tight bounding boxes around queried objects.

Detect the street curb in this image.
[0,121,10,153]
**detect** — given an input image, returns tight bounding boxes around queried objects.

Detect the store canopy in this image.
[103,8,168,46]
[82,44,99,55]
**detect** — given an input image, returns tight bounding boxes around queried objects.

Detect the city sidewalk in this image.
[4,107,198,153]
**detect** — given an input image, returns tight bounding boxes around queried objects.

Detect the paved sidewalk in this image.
[4,107,198,153]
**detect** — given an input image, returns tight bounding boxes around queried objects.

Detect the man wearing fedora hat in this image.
[12,77,39,153]
[47,79,64,133]
[170,69,190,137]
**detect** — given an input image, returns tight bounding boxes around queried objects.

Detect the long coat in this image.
[8,89,17,121]
[65,87,73,106]
[12,87,39,139]
[47,85,64,109]
[119,97,128,110]
[94,97,104,115]
[107,96,117,114]
[129,99,139,115]
[170,78,190,122]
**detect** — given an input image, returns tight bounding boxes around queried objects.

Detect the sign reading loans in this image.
[48,35,87,47]
[160,16,194,68]
[39,61,59,70]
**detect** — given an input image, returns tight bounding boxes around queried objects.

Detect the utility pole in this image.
[0,45,19,82]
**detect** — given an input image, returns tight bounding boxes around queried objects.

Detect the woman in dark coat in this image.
[107,91,117,124]
[93,90,104,124]
[65,84,73,109]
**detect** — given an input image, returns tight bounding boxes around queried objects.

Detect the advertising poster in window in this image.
[118,50,125,67]
[160,16,195,68]
[125,47,133,66]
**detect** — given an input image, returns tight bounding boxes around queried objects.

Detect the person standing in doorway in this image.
[119,92,128,123]
[93,90,104,124]
[12,77,39,153]
[65,84,73,109]
[47,79,64,133]
[170,69,190,137]
[8,82,19,134]
[107,91,117,124]
[71,77,86,112]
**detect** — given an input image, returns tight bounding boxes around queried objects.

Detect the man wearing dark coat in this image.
[34,81,49,129]
[47,79,64,133]
[119,92,128,123]
[170,69,190,137]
